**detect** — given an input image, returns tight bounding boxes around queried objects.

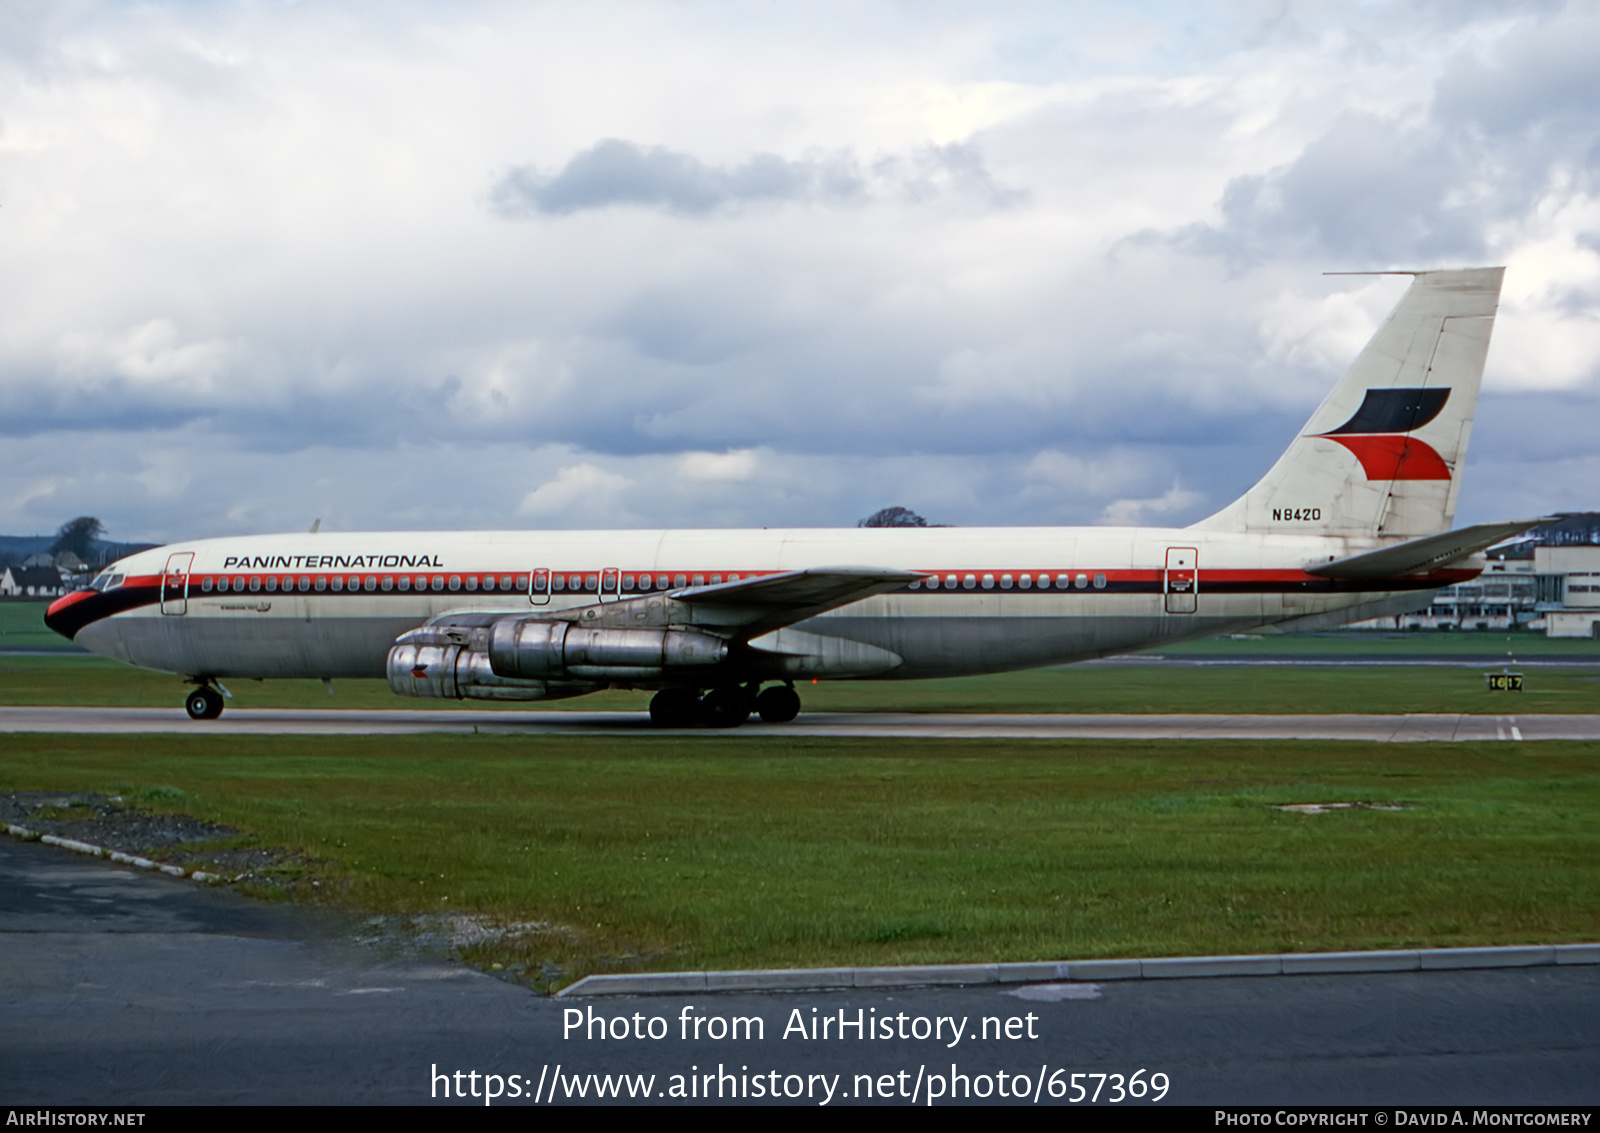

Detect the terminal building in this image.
[1346,514,1600,637]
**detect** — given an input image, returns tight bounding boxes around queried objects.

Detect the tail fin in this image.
[1193,267,1504,539]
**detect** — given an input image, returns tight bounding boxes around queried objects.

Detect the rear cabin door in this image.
[160,552,194,616]
[1164,547,1198,614]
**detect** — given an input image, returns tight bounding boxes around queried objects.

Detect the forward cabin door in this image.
[160,552,194,616]
[1164,547,1198,614]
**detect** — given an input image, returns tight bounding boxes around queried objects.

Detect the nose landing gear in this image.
[184,684,225,720]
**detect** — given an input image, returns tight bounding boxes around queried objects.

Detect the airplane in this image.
[46,266,1537,727]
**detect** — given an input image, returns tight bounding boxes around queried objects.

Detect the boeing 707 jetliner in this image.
[47,268,1535,726]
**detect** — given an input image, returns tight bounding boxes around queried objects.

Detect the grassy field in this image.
[2,733,1596,987]
[4,651,1597,715]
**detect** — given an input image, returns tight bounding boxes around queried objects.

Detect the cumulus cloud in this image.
[518,463,633,520]
[0,2,1596,541]
[489,138,1020,216]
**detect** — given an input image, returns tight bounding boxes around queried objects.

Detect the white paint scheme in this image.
[50,269,1528,719]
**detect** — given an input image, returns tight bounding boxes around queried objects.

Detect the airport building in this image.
[1347,544,1600,636]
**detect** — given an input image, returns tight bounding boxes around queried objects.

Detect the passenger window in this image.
[504,576,516,590]
[709,574,722,585]
[1075,573,1089,589]
[552,575,566,591]
[398,576,411,592]
[481,576,494,591]
[298,576,311,592]
[314,577,327,592]
[265,577,278,592]
[622,574,635,590]
[448,576,461,591]
[249,577,261,592]
[1019,574,1031,589]
[464,576,477,591]
[584,574,598,591]
[1000,574,1013,590]
[330,577,343,592]
[1094,573,1106,589]
[691,574,705,587]
[981,574,994,589]
[200,577,213,593]
[431,576,444,592]
[674,574,687,589]
[381,576,394,592]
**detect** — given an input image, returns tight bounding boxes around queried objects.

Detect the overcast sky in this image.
[3,0,1598,542]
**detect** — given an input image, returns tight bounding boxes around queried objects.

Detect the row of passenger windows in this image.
[198,574,531,594]
[192,570,1110,595]
[910,572,1107,591]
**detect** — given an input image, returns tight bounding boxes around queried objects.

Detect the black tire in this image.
[698,686,749,728]
[756,684,801,724]
[185,687,223,721]
[649,688,699,727]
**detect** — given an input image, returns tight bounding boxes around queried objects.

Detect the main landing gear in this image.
[648,682,802,728]
[184,684,224,721]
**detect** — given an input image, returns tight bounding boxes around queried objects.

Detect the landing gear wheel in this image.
[185,686,224,720]
[649,688,700,728]
[756,684,801,724]
[698,686,749,729]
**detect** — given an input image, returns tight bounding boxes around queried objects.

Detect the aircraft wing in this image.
[1307,519,1549,580]
[672,566,923,638]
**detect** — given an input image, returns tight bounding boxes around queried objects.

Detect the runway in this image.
[3,705,1598,740]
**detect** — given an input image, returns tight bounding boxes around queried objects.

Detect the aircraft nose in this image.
[44,590,94,640]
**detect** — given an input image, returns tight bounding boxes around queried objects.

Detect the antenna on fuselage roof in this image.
[309,518,321,534]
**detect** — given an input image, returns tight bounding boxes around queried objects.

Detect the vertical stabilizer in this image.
[1193,267,1504,539]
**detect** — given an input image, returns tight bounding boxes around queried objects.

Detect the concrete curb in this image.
[5,822,229,884]
[555,943,1600,998]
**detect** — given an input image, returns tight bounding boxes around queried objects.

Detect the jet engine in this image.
[386,618,729,700]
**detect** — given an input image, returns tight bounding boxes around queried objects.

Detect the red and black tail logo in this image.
[1315,388,1452,481]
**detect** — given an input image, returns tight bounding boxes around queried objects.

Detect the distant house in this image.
[0,565,67,598]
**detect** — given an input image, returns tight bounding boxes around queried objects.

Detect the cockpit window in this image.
[88,571,125,592]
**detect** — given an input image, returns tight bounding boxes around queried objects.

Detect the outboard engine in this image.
[487,620,727,681]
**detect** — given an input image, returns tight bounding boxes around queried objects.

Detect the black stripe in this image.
[1322,388,1450,435]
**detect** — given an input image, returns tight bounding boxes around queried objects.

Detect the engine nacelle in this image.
[386,637,599,701]
[487,620,728,680]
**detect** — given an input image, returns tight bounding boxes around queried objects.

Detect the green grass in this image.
[3,734,1597,986]
[0,601,73,649]
[5,652,1597,715]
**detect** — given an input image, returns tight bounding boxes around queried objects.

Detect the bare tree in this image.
[51,517,106,562]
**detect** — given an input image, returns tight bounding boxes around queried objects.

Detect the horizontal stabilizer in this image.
[1307,519,1548,580]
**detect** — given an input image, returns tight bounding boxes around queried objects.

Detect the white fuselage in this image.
[57,525,1469,683]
